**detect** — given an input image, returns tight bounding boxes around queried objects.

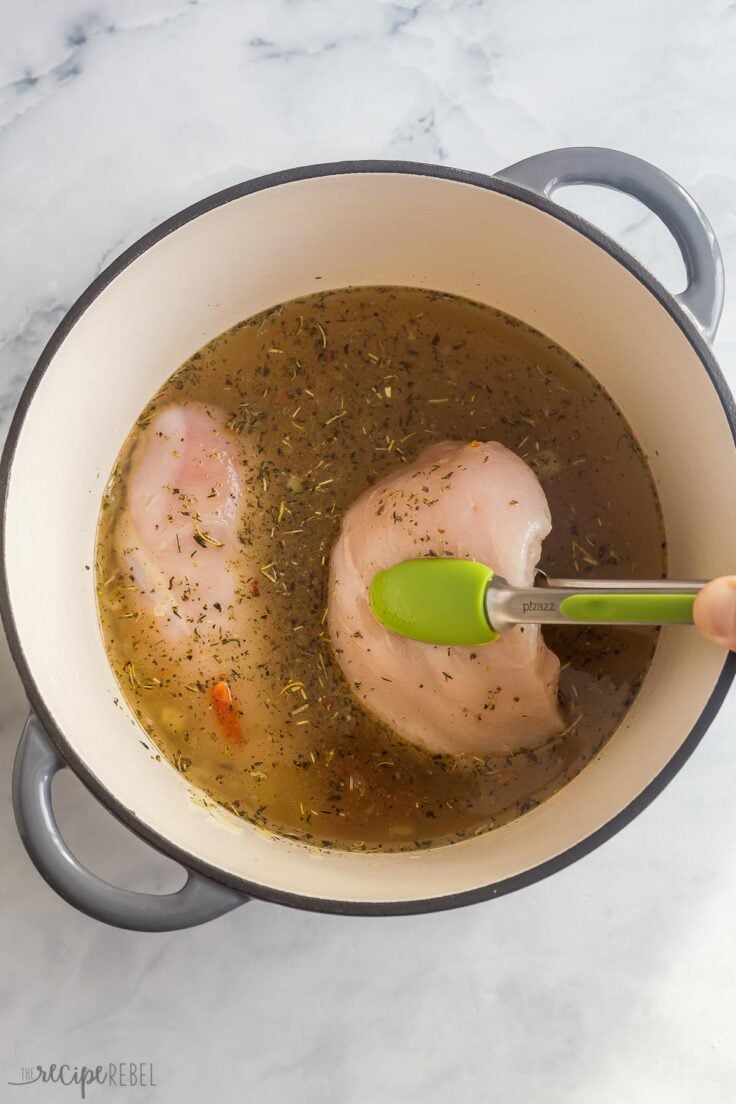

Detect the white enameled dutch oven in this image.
[2,148,735,931]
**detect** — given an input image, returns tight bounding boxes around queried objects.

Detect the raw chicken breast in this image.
[116,403,268,744]
[328,440,565,756]
[117,403,245,646]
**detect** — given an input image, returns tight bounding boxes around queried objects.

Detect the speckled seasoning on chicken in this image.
[328,439,565,755]
[96,285,665,851]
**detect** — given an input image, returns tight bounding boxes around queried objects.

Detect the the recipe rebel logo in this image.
[8,1062,157,1098]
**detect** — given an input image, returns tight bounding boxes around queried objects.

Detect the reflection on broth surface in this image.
[96,286,665,851]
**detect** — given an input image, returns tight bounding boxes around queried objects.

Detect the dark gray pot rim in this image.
[2,159,735,916]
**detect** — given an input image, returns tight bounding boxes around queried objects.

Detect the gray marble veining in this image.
[2,1,736,1101]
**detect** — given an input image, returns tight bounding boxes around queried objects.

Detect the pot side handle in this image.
[13,713,248,932]
[496,146,724,342]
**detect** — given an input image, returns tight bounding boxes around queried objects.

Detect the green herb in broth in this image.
[95,286,665,852]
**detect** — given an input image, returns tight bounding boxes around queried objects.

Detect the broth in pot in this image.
[96,286,664,852]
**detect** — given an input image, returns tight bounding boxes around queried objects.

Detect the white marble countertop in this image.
[2,1,736,1101]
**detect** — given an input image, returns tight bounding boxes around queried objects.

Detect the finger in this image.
[693,576,736,649]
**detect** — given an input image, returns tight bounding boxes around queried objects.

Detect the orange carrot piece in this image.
[211,679,244,745]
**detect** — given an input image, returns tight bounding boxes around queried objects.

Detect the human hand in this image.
[693,577,736,649]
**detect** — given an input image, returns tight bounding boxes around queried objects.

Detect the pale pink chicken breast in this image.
[117,403,245,646]
[328,440,565,756]
[116,403,272,748]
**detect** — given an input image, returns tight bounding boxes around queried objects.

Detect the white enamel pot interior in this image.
[3,156,736,917]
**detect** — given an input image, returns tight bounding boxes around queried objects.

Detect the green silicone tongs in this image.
[369,558,705,646]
